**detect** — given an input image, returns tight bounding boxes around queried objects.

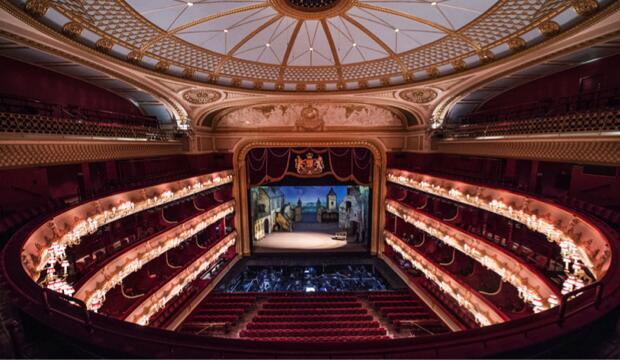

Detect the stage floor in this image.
[253,230,367,253]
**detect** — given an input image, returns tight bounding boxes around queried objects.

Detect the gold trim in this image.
[270,0,356,20]
[234,138,386,256]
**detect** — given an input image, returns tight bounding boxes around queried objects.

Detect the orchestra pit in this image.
[0,0,619,358]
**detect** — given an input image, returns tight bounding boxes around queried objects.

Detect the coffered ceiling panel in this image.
[6,0,611,91]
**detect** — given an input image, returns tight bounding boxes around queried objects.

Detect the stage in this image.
[253,228,367,253]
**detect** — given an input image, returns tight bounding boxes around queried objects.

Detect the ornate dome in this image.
[15,0,600,91]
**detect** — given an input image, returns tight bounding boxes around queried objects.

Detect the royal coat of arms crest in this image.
[295,153,324,175]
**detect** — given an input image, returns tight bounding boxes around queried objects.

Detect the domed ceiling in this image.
[12,0,604,91]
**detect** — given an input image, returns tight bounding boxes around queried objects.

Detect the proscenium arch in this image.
[231,137,387,257]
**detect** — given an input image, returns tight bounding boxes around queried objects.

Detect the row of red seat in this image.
[242,335,391,343]
[262,302,361,309]
[240,293,389,342]
[179,292,258,334]
[368,290,450,337]
[246,321,381,330]
[252,314,374,323]
[240,328,386,338]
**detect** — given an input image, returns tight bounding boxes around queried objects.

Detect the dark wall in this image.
[0,56,141,114]
[479,54,620,111]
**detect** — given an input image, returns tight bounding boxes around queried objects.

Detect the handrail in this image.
[41,288,92,333]
[558,281,604,326]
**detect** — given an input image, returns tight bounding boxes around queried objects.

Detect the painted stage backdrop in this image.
[250,185,370,252]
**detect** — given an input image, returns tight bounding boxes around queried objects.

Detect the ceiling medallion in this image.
[400,88,438,104]
[183,90,222,105]
[270,0,355,19]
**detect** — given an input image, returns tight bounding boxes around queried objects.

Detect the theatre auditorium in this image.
[0,0,619,357]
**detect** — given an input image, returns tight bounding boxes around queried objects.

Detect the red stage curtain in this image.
[247,147,373,185]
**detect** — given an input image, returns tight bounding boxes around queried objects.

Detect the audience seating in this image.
[368,290,450,336]
[238,293,389,342]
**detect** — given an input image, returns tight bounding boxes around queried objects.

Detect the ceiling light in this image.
[394,28,400,33]
[309,47,314,51]
[352,43,357,47]
[186,2,193,6]
[431,1,437,5]
[266,43,270,47]
[223,29,228,33]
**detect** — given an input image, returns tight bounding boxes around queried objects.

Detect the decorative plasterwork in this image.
[214,103,404,129]
[399,88,438,104]
[6,0,607,91]
[182,89,223,105]
[433,136,620,166]
[0,138,183,170]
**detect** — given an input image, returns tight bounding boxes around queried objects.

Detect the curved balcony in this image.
[74,201,235,310]
[387,168,612,296]
[384,231,509,326]
[20,170,233,286]
[386,199,561,312]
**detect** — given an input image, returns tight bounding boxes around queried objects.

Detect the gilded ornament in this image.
[155,61,170,73]
[316,83,326,92]
[25,0,49,17]
[478,50,495,63]
[270,0,356,20]
[62,22,83,38]
[182,90,222,105]
[358,80,368,89]
[426,66,439,78]
[538,21,560,37]
[275,82,284,91]
[296,83,306,91]
[572,0,598,16]
[95,38,114,53]
[231,78,241,87]
[294,152,325,175]
[507,37,526,51]
[380,77,390,87]
[127,50,143,64]
[182,68,195,79]
[208,73,219,83]
[296,105,325,131]
[399,88,438,104]
[254,80,264,89]
[451,59,466,72]
[336,82,345,91]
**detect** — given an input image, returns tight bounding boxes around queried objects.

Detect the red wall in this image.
[480,54,620,111]
[0,56,141,114]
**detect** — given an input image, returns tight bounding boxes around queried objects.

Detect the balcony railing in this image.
[0,95,159,128]
[438,108,620,139]
[456,88,620,125]
[0,112,176,141]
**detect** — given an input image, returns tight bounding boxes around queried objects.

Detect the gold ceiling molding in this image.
[573,0,599,16]
[61,21,82,38]
[182,90,223,105]
[95,37,114,54]
[24,0,48,17]
[539,21,561,37]
[399,88,438,104]
[7,0,609,92]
